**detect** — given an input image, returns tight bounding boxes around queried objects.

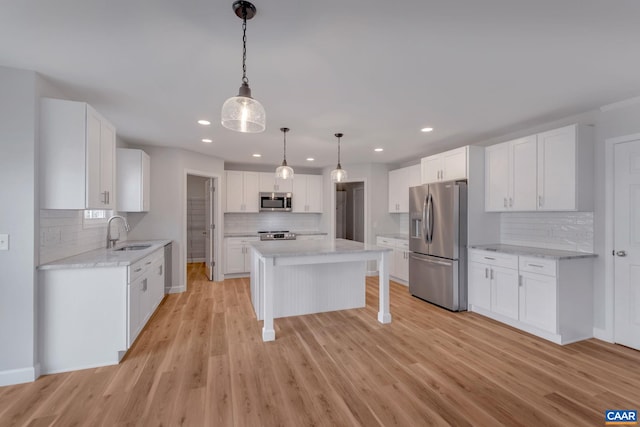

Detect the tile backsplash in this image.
[40,210,128,264]
[224,212,321,234]
[500,212,593,253]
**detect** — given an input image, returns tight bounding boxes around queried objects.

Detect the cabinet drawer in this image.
[519,257,556,277]
[376,237,394,247]
[129,260,147,283]
[469,250,518,269]
[396,240,409,250]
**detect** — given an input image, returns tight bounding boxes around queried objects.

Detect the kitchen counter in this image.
[250,238,392,341]
[469,244,596,260]
[38,239,172,270]
[224,231,328,238]
[376,233,409,240]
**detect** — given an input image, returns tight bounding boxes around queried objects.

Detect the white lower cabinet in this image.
[224,237,259,275]
[468,248,593,344]
[39,247,165,374]
[376,236,409,284]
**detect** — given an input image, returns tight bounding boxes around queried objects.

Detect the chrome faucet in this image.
[106,215,131,249]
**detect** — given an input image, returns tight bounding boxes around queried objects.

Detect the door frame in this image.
[183,169,223,285]
[602,132,640,342]
[330,178,370,271]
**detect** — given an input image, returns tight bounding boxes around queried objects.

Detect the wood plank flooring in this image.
[1,262,639,426]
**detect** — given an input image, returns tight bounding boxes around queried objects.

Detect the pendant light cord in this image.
[337,135,341,167]
[283,131,287,161]
[241,7,248,84]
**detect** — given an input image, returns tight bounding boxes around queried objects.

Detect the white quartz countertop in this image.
[38,240,172,270]
[250,238,391,258]
[377,234,409,241]
[470,244,596,260]
[224,231,328,238]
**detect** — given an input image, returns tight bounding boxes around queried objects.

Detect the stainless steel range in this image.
[258,230,297,241]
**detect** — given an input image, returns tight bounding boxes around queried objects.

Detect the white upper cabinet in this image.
[40,98,116,209]
[421,146,468,184]
[485,124,594,212]
[258,172,293,193]
[388,164,421,213]
[537,124,593,211]
[485,136,537,211]
[292,174,323,213]
[117,148,150,212]
[225,171,259,212]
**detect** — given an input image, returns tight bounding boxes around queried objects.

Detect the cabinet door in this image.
[225,171,244,212]
[150,259,164,309]
[519,272,557,333]
[537,125,576,211]
[142,152,151,211]
[259,172,277,192]
[243,172,260,212]
[100,119,116,209]
[442,147,467,181]
[395,249,409,282]
[127,281,141,347]
[388,168,404,212]
[421,155,441,184]
[306,175,323,212]
[510,136,537,211]
[407,164,422,188]
[468,261,491,311]
[225,241,246,274]
[292,175,307,212]
[490,266,519,320]
[485,143,510,212]
[86,107,103,209]
[243,244,253,273]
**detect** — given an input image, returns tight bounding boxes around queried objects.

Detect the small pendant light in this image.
[275,127,294,180]
[330,133,348,182]
[221,1,266,133]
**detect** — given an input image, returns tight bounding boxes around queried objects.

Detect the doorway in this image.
[186,174,217,281]
[335,181,365,242]
[613,138,640,350]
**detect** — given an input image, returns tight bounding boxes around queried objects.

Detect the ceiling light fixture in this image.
[306,157,315,162]
[330,133,348,182]
[374,148,384,152]
[252,153,261,158]
[221,1,265,133]
[421,127,434,132]
[202,138,213,143]
[275,127,294,180]
[198,120,211,126]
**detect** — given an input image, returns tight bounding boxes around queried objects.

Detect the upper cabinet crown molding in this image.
[117,148,150,212]
[40,98,116,210]
[421,146,468,184]
[485,124,594,212]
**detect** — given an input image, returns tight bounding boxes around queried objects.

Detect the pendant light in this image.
[330,133,348,182]
[221,1,266,133]
[275,127,294,180]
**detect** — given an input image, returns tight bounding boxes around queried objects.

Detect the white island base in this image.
[250,239,392,341]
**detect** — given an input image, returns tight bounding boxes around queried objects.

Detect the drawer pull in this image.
[146,261,152,265]
[483,257,496,260]
[134,268,142,272]
[527,264,544,268]
[485,268,488,279]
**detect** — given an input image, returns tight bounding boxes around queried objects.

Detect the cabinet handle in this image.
[483,256,495,260]
[485,268,488,279]
[527,263,544,268]
[490,269,494,280]
[107,191,110,204]
[142,278,147,292]
[159,265,163,275]
[518,275,523,287]
[503,197,507,208]
[134,267,142,272]
[509,197,513,207]
[145,261,152,265]
[538,195,543,207]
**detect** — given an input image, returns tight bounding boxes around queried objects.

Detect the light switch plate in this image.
[0,234,8,251]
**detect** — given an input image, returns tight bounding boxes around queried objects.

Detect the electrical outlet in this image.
[0,234,9,251]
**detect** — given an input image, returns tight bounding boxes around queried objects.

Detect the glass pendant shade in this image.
[275,127,294,179]
[221,84,266,133]
[331,166,347,182]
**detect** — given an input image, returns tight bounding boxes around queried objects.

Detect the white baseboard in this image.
[0,365,39,386]
[167,285,186,294]
[593,327,614,343]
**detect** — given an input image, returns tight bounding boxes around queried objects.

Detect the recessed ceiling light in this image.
[202,138,213,143]
[374,148,384,152]
[252,153,262,158]
[421,127,434,132]
[198,119,211,126]
[306,157,315,161]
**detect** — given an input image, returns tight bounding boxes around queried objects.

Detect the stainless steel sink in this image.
[114,245,151,251]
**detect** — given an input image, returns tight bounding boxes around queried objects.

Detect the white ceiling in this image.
[2,0,640,169]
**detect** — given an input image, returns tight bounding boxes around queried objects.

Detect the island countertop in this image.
[469,244,596,260]
[249,238,391,258]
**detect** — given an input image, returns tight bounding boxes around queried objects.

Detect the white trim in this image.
[167,284,186,294]
[183,169,223,292]
[600,95,640,112]
[604,132,640,343]
[330,177,369,247]
[0,365,38,386]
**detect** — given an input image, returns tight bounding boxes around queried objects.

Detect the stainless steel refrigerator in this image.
[409,181,467,311]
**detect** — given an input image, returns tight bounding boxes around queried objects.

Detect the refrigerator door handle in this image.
[423,195,429,244]
[427,193,434,242]
[409,253,452,266]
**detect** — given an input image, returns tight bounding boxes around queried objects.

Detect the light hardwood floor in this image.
[1,263,639,426]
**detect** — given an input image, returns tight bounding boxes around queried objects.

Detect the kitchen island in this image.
[250,238,392,341]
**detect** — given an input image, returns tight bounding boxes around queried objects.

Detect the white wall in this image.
[0,67,39,385]
[126,146,225,291]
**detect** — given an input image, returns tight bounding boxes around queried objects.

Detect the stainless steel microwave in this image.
[259,192,292,212]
